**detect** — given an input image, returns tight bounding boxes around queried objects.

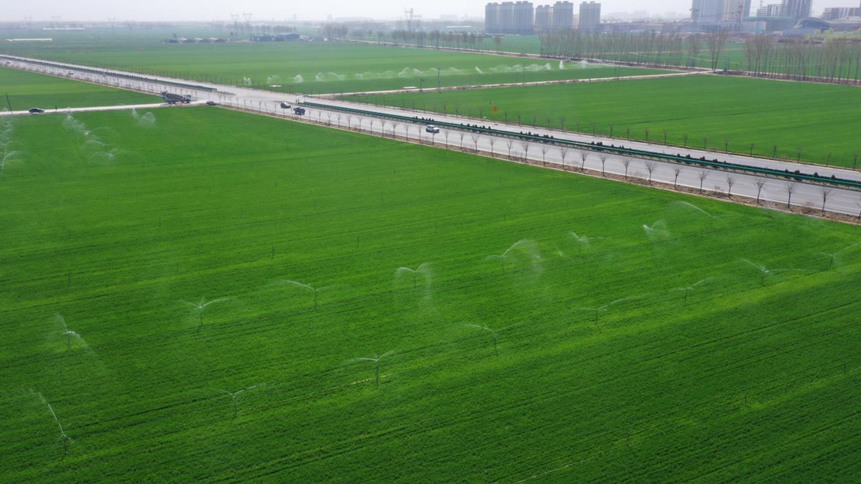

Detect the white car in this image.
[425,125,440,133]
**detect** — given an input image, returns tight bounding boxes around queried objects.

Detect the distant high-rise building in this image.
[513,1,535,34]
[535,5,554,31]
[781,0,811,19]
[691,0,725,26]
[756,3,783,16]
[578,1,601,32]
[485,3,501,32]
[822,6,861,20]
[552,1,575,30]
[722,0,751,23]
[485,1,534,34]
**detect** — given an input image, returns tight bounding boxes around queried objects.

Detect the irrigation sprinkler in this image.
[221,385,259,419]
[354,351,395,387]
[182,297,229,330]
[274,279,323,310]
[1,150,21,171]
[671,201,716,219]
[55,313,84,350]
[818,243,859,271]
[739,259,804,286]
[463,324,513,356]
[671,277,714,306]
[34,391,72,457]
[642,220,668,241]
[578,297,635,330]
[486,239,540,273]
[570,232,601,255]
[395,263,431,289]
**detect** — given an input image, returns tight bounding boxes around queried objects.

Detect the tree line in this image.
[538,29,861,84]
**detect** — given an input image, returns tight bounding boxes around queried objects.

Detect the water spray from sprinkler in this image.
[274,279,325,310]
[395,263,431,289]
[485,239,540,273]
[353,351,395,387]
[182,297,229,331]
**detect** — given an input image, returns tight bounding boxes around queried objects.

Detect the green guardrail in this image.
[300,100,861,191]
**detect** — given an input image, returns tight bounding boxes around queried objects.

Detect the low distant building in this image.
[250,33,300,42]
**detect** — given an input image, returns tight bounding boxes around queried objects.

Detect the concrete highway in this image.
[3,54,859,218]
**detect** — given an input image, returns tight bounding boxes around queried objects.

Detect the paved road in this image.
[0,102,200,117]
[3,54,859,218]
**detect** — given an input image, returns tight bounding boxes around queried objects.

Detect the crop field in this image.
[1,107,859,481]
[352,74,861,168]
[0,66,159,111]
[0,40,669,95]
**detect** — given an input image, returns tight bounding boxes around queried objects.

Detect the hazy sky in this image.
[6,0,860,22]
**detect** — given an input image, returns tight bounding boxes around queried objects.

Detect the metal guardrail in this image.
[300,100,861,191]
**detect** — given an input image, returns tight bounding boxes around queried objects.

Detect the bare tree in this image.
[459,132,466,149]
[560,146,569,168]
[520,141,530,162]
[785,182,797,210]
[471,134,481,153]
[755,180,766,204]
[645,161,657,185]
[683,133,689,147]
[621,158,631,179]
[489,137,496,156]
[706,29,729,72]
[673,167,682,189]
[541,145,549,165]
[507,139,514,158]
[820,187,833,214]
[579,151,588,171]
[443,131,449,147]
[726,175,736,197]
[686,33,701,69]
[698,170,708,193]
[599,155,608,176]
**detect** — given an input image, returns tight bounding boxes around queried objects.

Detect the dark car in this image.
[206,101,217,106]
[280,102,291,109]
[293,107,306,115]
[28,107,45,114]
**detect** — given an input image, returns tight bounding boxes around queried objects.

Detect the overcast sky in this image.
[5,0,860,22]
